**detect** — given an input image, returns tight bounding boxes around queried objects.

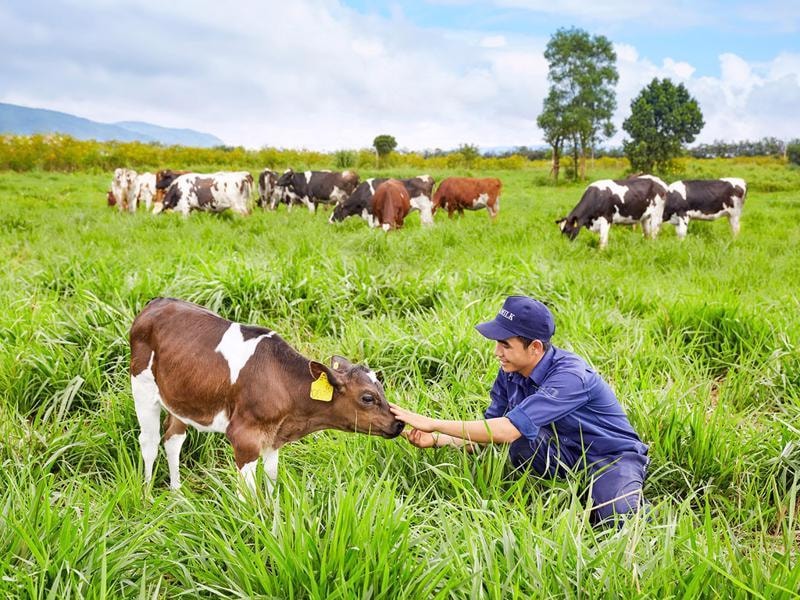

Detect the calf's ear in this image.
[330,355,353,372]
[309,361,344,390]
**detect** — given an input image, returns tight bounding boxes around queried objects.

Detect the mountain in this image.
[0,102,224,148]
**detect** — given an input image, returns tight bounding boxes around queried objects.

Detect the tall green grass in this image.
[1,164,799,597]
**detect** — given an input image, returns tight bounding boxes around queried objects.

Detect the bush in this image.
[787,140,800,166]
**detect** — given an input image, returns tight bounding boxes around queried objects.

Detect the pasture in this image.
[1,162,799,598]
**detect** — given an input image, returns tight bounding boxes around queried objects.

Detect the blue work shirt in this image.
[484,345,648,469]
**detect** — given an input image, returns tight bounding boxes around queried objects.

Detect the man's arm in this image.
[390,404,522,444]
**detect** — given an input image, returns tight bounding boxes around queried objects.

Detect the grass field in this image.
[1,162,800,598]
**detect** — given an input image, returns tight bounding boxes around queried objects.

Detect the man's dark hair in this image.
[518,337,551,353]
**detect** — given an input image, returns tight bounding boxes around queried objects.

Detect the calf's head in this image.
[556,216,581,240]
[309,356,404,439]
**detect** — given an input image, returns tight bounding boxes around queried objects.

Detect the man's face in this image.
[494,337,540,377]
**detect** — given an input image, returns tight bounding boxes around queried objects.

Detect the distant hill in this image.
[0,102,224,148]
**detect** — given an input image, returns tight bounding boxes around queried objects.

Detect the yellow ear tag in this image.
[310,372,334,402]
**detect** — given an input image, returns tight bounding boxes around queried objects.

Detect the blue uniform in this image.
[484,345,649,523]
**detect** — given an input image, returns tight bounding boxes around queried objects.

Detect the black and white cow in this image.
[159,172,254,216]
[272,169,360,212]
[257,168,279,209]
[329,175,435,226]
[664,178,747,239]
[556,175,668,249]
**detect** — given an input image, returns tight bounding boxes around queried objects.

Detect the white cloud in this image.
[1,0,798,151]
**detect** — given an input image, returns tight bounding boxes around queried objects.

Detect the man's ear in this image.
[309,361,344,389]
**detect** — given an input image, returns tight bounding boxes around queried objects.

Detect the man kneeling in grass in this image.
[389,295,649,526]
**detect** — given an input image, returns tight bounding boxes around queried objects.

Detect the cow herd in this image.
[108,167,746,245]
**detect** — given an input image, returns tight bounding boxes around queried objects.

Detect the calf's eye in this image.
[360,394,376,404]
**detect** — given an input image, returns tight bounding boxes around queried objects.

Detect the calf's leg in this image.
[163,414,188,490]
[131,358,162,485]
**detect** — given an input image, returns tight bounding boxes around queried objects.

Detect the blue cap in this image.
[475,296,555,342]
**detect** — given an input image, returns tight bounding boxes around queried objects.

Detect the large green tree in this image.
[372,134,397,165]
[622,78,704,173]
[537,27,618,182]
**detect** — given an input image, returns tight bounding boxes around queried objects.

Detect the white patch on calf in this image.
[164,433,187,489]
[166,409,230,434]
[410,195,434,224]
[592,180,629,203]
[472,193,489,209]
[304,171,313,184]
[367,370,379,385]
[215,323,271,384]
[330,185,347,204]
[240,459,259,495]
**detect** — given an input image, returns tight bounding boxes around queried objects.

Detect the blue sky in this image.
[1,0,799,150]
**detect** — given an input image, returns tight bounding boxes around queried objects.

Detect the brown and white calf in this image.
[664,178,747,239]
[372,179,411,231]
[111,168,137,212]
[432,177,502,219]
[159,171,254,216]
[130,298,404,493]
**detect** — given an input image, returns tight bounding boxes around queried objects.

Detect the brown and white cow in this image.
[432,177,502,219]
[159,172,254,216]
[257,168,279,209]
[372,179,411,231]
[130,298,404,493]
[664,178,747,239]
[329,175,435,226]
[129,172,157,212]
[556,175,668,249]
[154,170,192,212]
[111,168,137,212]
[273,169,360,212]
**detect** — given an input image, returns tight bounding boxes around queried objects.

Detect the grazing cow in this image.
[154,170,192,211]
[664,178,747,239]
[106,190,116,207]
[372,179,411,231]
[111,168,137,212]
[128,172,157,212]
[160,172,254,216]
[130,298,404,493]
[556,175,668,249]
[257,168,279,209]
[274,169,360,212]
[432,177,502,219]
[330,175,435,226]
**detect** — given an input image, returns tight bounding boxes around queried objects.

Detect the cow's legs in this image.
[262,447,279,492]
[163,414,188,490]
[228,422,263,496]
[728,211,741,236]
[675,216,689,240]
[597,218,611,250]
[131,358,162,485]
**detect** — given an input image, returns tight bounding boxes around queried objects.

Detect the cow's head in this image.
[276,169,294,187]
[556,217,581,240]
[308,356,404,439]
[106,190,116,206]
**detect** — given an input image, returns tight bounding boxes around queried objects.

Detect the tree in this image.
[537,27,618,182]
[457,143,480,167]
[622,78,704,173]
[373,134,397,166]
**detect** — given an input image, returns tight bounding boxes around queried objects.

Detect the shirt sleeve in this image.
[483,369,509,419]
[505,371,588,440]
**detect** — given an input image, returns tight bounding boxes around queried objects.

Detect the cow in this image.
[273,169,360,212]
[159,171,254,216]
[664,178,747,239]
[432,177,502,219]
[128,172,157,212]
[372,179,411,231]
[329,175,435,226]
[556,175,668,249]
[257,168,279,209]
[111,168,137,212]
[129,298,404,493]
[154,170,192,212]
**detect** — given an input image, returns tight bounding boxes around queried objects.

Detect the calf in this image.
[330,175,435,226]
[556,175,667,249]
[274,169,360,212]
[111,168,137,212]
[664,178,747,239]
[129,172,157,212]
[432,177,502,219]
[130,298,404,493]
[160,171,254,216]
[372,179,411,231]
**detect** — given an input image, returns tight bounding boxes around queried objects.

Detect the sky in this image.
[2,0,799,151]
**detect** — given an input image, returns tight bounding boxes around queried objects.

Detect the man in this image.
[389,295,649,525]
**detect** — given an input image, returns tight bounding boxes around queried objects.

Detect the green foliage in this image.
[334,149,357,169]
[623,78,705,174]
[373,134,398,158]
[538,27,618,182]
[787,139,800,165]
[457,143,480,168]
[1,163,800,596]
